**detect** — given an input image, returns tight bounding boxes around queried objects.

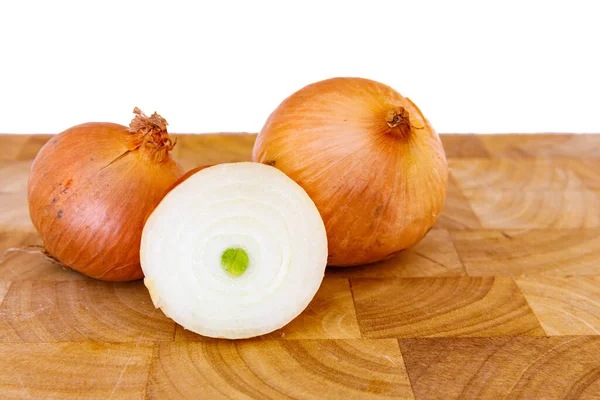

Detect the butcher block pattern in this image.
[1,133,599,399]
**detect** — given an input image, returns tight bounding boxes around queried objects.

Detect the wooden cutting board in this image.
[1,133,600,399]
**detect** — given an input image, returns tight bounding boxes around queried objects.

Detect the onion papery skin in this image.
[252,77,448,266]
[140,162,328,339]
[28,111,184,281]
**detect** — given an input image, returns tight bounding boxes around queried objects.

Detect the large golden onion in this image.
[252,77,448,266]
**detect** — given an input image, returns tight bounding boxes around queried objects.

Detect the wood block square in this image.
[326,230,465,278]
[0,249,89,281]
[516,276,600,335]
[0,192,35,231]
[450,159,585,191]
[0,281,175,342]
[351,277,544,338]
[399,336,600,400]
[0,163,33,233]
[148,340,414,399]
[567,160,600,189]
[462,189,600,228]
[451,229,600,276]
[0,161,31,194]
[0,136,29,161]
[0,230,43,253]
[440,134,491,158]
[480,134,600,158]
[176,278,361,341]
[0,282,11,306]
[435,177,482,230]
[0,342,153,399]
[172,134,255,171]
[16,135,52,160]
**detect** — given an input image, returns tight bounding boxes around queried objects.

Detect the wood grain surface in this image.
[461,190,600,229]
[478,134,600,159]
[0,133,599,399]
[0,342,154,399]
[567,160,600,188]
[0,281,11,306]
[352,277,544,338]
[451,229,600,276]
[516,276,600,335]
[148,340,413,399]
[434,177,483,230]
[0,281,175,343]
[450,159,587,191]
[399,337,600,400]
[326,229,465,278]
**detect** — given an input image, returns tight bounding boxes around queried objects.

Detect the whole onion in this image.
[28,108,184,281]
[252,77,448,266]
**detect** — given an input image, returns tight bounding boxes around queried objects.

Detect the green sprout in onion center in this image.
[221,248,249,277]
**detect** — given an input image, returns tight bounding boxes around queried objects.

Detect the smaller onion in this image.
[27,108,184,281]
[140,162,328,339]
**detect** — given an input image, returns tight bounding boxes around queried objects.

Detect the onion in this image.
[252,77,448,266]
[140,162,328,339]
[27,108,184,281]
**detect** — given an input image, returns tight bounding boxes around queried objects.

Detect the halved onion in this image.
[140,162,328,339]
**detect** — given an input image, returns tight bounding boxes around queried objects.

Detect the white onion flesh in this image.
[140,162,328,339]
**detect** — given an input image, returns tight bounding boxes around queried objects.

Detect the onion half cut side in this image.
[140,162,328,339]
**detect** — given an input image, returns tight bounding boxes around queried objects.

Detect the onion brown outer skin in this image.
[28,122,184,281]
[252,77,448,266]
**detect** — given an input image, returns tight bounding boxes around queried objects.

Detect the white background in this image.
[1,0,599,134]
